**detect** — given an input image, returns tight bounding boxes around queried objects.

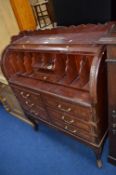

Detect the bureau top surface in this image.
[9,22,115,53]
[97,25,116,44]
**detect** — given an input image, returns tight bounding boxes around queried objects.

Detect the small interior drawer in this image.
[32,72,62,83]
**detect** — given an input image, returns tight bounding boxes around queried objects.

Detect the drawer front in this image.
[48,108,94,133]
[43,94,92,121]
[25,106,49,121]
[33,72,61,83]
[11,85,49,121]
[53,119,96,143]
[12,86,43,110]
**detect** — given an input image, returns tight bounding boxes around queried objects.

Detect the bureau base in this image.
[26,112,107,168]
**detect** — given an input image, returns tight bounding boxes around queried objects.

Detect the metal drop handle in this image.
[25,101,34,107]
[62,116,74,124]
[65,125,77,134]
[58,104,72,112]
[20,91,30,99]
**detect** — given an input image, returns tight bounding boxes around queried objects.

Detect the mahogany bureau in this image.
[1,22,115,168]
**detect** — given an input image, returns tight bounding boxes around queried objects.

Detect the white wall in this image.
[0,0,19,53]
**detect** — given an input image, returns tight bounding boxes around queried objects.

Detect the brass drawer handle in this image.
[64,126,77,134]
[58,104,72,112]
[20,91,30,99]
[26,93,30,97]
[22,45,25,49]
[62,116,74,124]
[31,111,38,116]
[43,76,48,80]
[34,112,38,116]
[25,101,34,107]
[47,64,53,70]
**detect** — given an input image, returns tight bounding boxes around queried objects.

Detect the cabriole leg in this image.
[94,147,103,168]
[29,117,39,131]
[26,114,39,131]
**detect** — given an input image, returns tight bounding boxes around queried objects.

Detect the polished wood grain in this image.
[1,23,115,168]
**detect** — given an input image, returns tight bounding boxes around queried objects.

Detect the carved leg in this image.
[31,119,39,131]
[34,122,39,131]
[26,114,39,131]
[94,147,103,168]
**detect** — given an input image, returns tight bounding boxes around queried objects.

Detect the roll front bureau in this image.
[1,22,116,168]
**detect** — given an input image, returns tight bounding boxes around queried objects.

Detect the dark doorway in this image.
[52,0,116,26]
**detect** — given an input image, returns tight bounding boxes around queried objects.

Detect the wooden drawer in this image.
[25,106,49,121]
[48,108,94,133]
[33,72,62,83]
[42,94,92,121]
[12,86,43,110]
[12,86,42,104]
[11,85,49,121]
[52,119,96,143]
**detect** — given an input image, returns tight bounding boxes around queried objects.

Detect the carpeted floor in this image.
[0,106,116,175]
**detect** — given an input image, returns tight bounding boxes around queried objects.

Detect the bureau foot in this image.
[34,123,39,131]
[30,120,39,131]
[31,120,39,131]
[94,147,103,168]
[26,114,39,131]
[96,159,103,168]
